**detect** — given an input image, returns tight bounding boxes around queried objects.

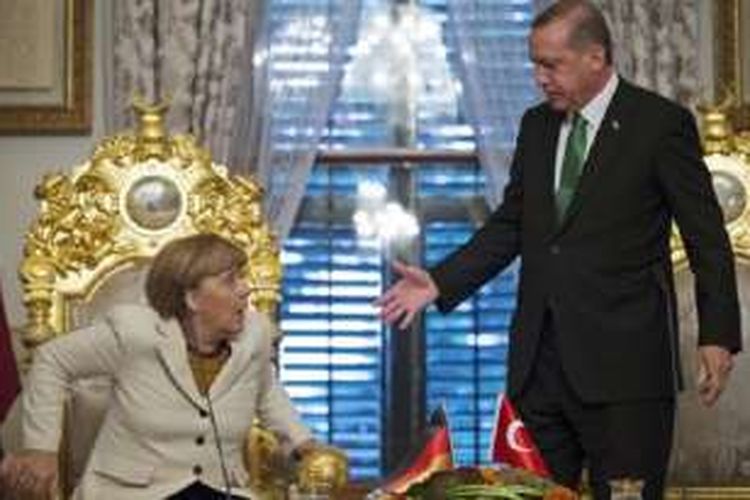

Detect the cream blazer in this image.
[22,304,312,500]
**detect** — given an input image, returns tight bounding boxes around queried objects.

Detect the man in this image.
[376,1,741,498]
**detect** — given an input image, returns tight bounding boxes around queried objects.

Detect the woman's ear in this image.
[184,289,199,313]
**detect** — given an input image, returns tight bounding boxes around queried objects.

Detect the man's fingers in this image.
[382,305,404,325]
[699,383,721,406]
[721,356,734,374]
[379,295,406,321]
[391,260,410,276]
[374,288,396,307]
[398,310,416,330]
[698,372,725,407]
[376,293,398,313]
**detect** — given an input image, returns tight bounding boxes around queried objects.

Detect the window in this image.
[270,0,536,479]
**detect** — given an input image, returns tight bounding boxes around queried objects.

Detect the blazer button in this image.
[199,409,209,418]
[195,435,205,446]
[549,244,560,255]
[193,464,203,476]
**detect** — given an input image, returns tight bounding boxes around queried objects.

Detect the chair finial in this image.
[132,95,172,160]
[698,98,735,156]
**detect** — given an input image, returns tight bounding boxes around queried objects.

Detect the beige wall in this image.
[0,2,109,330]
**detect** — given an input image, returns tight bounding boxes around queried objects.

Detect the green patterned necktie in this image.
[556,112,588,220]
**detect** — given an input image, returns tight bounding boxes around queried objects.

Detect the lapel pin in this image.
[612,119,620,131]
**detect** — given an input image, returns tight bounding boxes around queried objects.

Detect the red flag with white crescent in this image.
[490,393,550,477]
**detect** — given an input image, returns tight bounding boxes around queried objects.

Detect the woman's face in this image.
[186,266,251,341]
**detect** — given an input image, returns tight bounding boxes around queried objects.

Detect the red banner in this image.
[0,283,20,423]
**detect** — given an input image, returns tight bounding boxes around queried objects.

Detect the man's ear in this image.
[587,44,607,70]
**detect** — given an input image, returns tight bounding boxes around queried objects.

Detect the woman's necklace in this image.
[187,341,230,359]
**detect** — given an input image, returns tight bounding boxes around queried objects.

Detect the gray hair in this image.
[532,0,613,65]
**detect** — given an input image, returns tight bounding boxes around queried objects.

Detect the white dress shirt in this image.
[554,72,619,190]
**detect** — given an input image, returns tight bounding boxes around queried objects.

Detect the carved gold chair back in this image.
[18,102,283,497]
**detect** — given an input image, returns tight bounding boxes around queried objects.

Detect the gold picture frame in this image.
[0,0,92,134]
[715,0,750,131]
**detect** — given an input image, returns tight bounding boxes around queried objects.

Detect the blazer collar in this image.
[155,317,255,407]
[209,328,255,401]
[553,79,634,235]
[541,110,565,237]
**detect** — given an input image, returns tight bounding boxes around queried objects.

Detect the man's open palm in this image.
[375,261,439,329]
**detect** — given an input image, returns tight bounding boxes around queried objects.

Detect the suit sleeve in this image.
[429,111,528,313]
[254,315,312,450]
[655,106,741,352]
[22,315,127,451]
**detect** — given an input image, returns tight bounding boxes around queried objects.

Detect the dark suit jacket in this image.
[430,79,741,403]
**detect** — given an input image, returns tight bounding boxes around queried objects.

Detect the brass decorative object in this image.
[245,420,285,494]
[671,102,750,268]
[699,96,736,155]
[296,446,350,495]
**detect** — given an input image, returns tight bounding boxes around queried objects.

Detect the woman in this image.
[0,234,315,499]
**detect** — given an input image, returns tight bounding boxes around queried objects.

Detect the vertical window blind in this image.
[270,0,535,479]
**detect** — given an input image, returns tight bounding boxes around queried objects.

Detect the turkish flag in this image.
[376,406,454,495]
[0,282,20,423]
[490,393,550,478]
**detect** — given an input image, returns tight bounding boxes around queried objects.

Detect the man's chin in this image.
[546,98,569,112]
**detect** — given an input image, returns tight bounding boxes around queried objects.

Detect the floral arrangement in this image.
[396,466,577,500]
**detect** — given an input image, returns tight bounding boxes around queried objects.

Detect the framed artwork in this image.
[715,0,750,131]
[0,0,92,134]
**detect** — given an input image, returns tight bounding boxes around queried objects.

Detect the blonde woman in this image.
[1,234,315,499]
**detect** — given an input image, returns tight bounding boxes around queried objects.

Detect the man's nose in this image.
[533,67,548,86]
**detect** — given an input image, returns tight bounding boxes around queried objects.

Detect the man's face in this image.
[529,19,606,112]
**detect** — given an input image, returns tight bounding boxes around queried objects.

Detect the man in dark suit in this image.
[377,1,741,498]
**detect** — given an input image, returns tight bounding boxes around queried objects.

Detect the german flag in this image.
[376,406,454,495]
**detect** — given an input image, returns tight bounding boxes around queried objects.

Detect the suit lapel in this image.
[555,80,632,235]
[540,110,564,237]
[209,329,255,401]
[155,318,206,408]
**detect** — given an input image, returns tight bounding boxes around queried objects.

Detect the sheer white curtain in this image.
[445,1,541,207]
[227,1,361,240]
[593,0,700,106]
[446,0,699,208]
[106,1,361,240]
[106,0,259,161]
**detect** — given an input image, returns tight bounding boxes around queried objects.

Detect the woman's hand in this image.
[0,450,58,499]
[292,439,318,461]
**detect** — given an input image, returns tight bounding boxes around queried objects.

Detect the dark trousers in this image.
[514,314,674,500]
[168,482,244,500]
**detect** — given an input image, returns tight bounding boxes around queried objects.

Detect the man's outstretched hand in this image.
[375,261,439,329]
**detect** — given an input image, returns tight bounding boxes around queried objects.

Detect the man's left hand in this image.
[697,345,734,407]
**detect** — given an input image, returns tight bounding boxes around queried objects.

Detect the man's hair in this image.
[532,0,613,64]
[146,233,248,319]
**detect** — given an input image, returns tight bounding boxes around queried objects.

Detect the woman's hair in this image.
[146,233,248,319]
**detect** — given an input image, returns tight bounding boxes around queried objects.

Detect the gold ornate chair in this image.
[668,102,750,498]
[14,102,347,498]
